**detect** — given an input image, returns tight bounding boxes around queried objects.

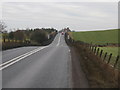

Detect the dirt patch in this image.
[71,44,120,88]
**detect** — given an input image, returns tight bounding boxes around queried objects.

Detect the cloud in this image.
[1,0,119,2]
[0,2,2,19]
[2,2,118,31]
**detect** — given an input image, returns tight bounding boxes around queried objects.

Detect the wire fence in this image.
[65,32,120,70]
[89,45,120,70]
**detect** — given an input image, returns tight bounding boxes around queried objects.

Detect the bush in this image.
[30,30,48,44]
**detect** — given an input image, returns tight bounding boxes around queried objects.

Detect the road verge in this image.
[65,32,120,88]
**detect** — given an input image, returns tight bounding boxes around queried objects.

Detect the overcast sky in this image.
[2,2,118,31]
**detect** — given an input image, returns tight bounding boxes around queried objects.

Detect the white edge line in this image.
[68,49,73,88]
[0,46,48,70]
[0,47,40,67]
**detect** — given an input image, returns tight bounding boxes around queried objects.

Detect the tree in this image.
[14,30,25,41]
[9,31,14,40]
[30,30,47,44]
[0,21,7,42]
[2,32,9,42]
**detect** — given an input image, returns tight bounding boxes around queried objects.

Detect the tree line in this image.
[2,28,58,44]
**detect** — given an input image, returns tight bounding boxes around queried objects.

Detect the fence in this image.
[89,45,120,70]
[65,32,120,70]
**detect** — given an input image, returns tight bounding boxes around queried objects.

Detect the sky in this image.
[1,0,119,31]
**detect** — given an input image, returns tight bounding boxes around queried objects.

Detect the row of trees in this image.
[2,28,57,44]
[0,21,58,45]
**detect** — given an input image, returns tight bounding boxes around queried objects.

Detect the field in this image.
[95,47,120,69]
[98,47,119,57]
[70,29,120,69]
[70,29,119,45]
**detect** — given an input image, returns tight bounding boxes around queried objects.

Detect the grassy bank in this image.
[70,29,119,45]
[65,32,120,88]
[73,44,119,88]
[69,29,120,68]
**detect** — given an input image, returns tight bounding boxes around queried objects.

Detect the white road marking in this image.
[56,34,61,46]
[0,46,48,70]
[0,48,39,67]
[68,49,73,88]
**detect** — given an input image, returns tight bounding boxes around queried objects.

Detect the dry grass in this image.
[73,44,120,88]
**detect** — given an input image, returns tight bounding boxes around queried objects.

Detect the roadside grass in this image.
[0,34,2,43]
[69,29,120,87]
[70,29,119,45]
[74,44,119,88]
[97,47,120,69]
[70,29,120,69]
[0,39,2,43]
[98,47,119,57]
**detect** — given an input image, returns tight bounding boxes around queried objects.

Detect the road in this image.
[2,34,72,88]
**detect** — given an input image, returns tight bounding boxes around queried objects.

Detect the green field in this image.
[97,47,120,56]
[70,29,120,69]
[71,29,119,45]
[96,47,120,69]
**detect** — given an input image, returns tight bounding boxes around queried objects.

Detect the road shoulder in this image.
[70,46,89,88]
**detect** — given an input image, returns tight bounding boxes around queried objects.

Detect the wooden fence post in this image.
[94,46,97,54]
[90,42,92,49]
[89,45,91,49]
[69,37,71,43]
[96,48,99,56]
[89,44,91,49]
[107,53,112,64]
[91,46,93,51]
[91,46,92,50]
[114,55,119,68]
[99,50,103,58]
[103,52,107,61]
[91,46,94,51]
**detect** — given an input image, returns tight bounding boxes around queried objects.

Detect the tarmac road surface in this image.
[2,33,72,88]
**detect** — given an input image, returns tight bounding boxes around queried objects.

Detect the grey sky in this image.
[2,2,118,31]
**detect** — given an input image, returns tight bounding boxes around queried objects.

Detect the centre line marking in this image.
[0,46,48,70]
[0,48,39,67]
[56,34,61,46]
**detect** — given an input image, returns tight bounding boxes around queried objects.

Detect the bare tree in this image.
[0,21,7,42]
[0,21,7,32]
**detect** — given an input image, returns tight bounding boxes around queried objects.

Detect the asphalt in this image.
[2,33,72,88]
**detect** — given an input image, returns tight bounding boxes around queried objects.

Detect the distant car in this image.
[61,32,64,35]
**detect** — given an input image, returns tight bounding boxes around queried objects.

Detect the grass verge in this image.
[73,44,120,88]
